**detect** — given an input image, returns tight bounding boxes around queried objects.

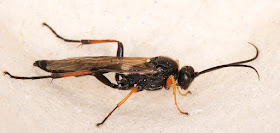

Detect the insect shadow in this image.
[4,22,260,127]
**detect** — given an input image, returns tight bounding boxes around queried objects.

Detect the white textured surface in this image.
[1,0,280,132]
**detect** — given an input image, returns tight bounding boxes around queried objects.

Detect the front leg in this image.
[166,75,189,115]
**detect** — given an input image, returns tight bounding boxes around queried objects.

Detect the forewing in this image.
[42,56,157,74]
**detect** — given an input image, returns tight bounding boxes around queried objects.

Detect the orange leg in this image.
[174,60,192,96]
[166,75,191,96]
[166,75,172,89]
[51,71,92,78]
[177,86,192,96]
[80,40,123,57]
[80,39,119,45]
[166,75,189,115]
[96,87,138,127]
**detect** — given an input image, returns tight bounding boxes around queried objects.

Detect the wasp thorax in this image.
[178,66,195,90]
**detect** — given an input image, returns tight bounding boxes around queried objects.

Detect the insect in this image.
[4,23,259,127]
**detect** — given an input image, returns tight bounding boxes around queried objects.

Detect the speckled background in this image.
[0,0,280,132]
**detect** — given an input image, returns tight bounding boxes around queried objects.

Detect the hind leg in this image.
[43,22,124,82]
[42,22,124,57]
[3,70,92,80]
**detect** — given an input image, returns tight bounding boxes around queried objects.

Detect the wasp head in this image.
[178,66,198,90]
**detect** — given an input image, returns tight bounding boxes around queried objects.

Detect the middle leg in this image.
[93,73,119,88]
[96,87,138,127]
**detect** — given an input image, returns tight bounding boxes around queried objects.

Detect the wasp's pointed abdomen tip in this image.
[33,60,48,70]
[33,61,39,66]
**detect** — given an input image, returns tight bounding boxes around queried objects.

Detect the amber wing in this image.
[37,56,157,74]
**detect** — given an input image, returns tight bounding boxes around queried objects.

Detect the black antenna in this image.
[193,42,259,79]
